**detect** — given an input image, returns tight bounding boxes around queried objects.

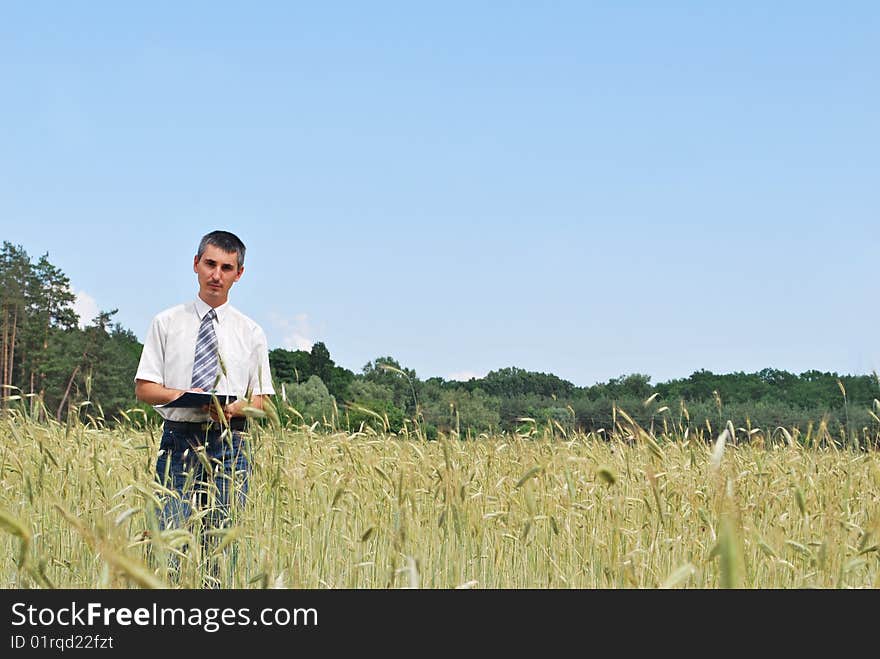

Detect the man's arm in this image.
[134,313,181,406]
[135,379,186,406]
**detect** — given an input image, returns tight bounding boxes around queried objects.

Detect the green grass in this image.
[1,406,879,588]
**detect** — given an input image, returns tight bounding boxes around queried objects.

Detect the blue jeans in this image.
[154,425,250,582]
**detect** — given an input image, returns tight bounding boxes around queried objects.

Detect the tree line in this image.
[271,347,878,441]
[0,242,141,422]
[2,242,878,441]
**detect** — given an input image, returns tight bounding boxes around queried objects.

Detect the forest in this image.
[2,241,877,440]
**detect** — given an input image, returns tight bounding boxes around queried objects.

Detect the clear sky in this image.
[1,2,877,387]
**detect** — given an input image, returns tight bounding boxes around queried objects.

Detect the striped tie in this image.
[191,309,219,390]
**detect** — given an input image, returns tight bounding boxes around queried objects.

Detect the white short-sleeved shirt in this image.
[135,297,275,421]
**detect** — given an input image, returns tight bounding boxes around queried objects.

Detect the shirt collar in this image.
[194,297,229,323]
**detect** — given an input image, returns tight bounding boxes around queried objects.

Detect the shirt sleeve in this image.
[249,325,275,396]
[134,315,165,385]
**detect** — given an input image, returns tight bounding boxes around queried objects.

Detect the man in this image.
[134,230,274,585]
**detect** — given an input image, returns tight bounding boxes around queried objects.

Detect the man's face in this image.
[193,244,243,306]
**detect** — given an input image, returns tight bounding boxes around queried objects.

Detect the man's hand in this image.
[202,395,266,422]
[202,398,246,422]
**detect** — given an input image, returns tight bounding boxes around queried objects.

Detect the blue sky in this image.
[1,2,877,387]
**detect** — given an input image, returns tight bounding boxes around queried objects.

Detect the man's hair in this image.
[197,231,246,269]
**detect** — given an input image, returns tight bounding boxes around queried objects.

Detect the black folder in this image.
[157,391,237,409]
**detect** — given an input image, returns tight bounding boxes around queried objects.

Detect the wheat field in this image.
[1,402,879,589]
